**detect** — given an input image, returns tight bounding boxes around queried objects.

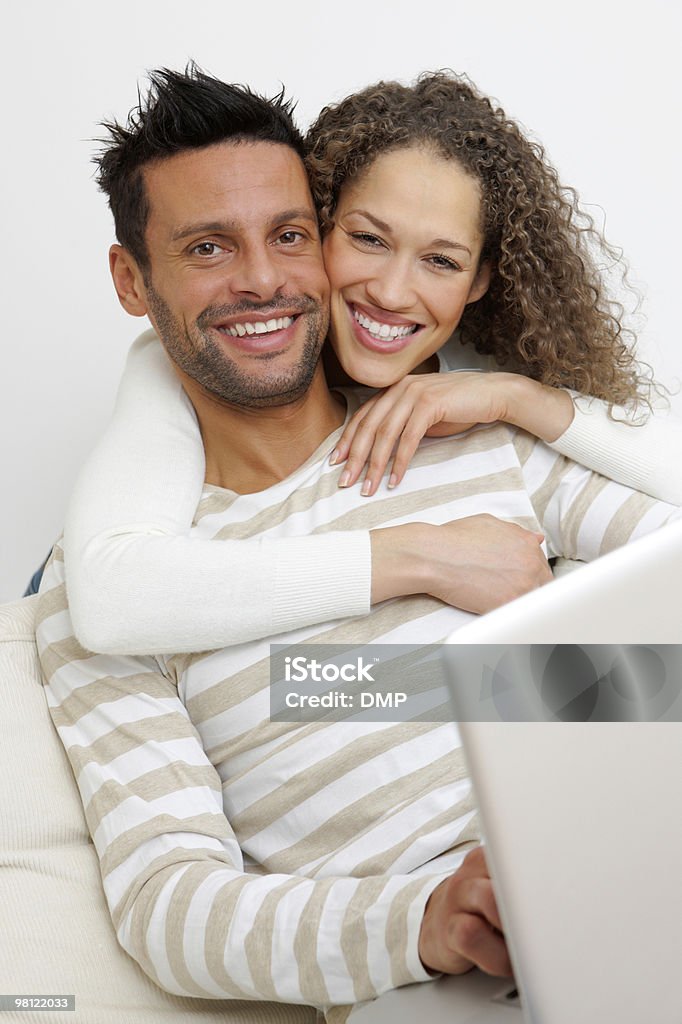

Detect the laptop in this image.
[352,520,682,1024]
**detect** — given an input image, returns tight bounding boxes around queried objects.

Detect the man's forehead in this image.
[143,140,315,235]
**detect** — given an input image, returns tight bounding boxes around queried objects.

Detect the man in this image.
[36,67,681,1016]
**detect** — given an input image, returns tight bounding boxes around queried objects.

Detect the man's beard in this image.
[146,286,329,409]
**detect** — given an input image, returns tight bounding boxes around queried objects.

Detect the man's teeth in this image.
[353,309,416,340]
[223,316,294,338]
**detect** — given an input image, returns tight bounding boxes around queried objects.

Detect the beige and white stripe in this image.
[36,414,681,1012]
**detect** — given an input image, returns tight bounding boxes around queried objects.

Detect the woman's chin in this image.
[339,346,441,390]
[339,350,405,390]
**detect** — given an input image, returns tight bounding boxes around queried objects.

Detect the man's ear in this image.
[109,244,149,317]
[465,259,491,305]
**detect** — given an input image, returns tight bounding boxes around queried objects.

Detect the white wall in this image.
[2,0,680,601]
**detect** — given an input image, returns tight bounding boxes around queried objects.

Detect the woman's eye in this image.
[427,253,460,271]
[191,241,223,257]
[351,232,385,249]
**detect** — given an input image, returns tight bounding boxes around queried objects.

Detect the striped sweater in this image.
[36,401,681,1012]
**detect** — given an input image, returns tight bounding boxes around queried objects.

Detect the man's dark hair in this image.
[94,63,304,273]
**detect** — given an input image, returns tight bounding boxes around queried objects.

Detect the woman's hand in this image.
[330,371,574,496]
[370,515,551,612]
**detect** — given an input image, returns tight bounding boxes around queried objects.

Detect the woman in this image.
[63,71,681,654]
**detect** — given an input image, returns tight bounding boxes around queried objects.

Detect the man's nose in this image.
[229,244,287,301]
[364,255,417,312]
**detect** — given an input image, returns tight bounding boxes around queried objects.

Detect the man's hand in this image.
[419,847,513,977]
[370,515,552,612]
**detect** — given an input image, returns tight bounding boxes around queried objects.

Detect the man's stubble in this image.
[146,285,330,410]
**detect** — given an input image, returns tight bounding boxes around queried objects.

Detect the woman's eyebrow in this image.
[344,208,472,256]
[344,209,392,234]
[430,237,472,256]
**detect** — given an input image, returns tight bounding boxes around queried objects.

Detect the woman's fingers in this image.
[387,410,434,487]
[331,374,491,495]
[334,382,439,494]
[362,393,441,494]
[343,399,415,493]
[329,400,377,467]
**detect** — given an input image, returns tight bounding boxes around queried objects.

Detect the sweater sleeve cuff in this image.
[548,398,655,494]
[271,531,372,635]
[400,875,449,985]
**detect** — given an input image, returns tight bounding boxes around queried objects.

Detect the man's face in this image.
[137,141,330,408]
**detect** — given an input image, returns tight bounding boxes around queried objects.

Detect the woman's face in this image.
[323,146,490,387]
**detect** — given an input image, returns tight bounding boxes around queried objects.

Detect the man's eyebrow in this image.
[171,209,318,244]
[171,220,233,242]
[345,208,472,257]
[275,208,319,227]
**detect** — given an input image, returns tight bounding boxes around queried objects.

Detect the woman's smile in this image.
[347,299,422,353]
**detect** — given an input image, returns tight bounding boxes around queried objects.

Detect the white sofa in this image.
[0,596,317,1024]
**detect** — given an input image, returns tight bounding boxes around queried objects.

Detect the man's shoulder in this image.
[413,420,521,464]
[35,540,67,632]
[34,541,92,683]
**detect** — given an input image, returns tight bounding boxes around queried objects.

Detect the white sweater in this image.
[64,330,682,655]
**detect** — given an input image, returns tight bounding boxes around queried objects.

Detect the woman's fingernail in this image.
[329,448,339,465]
[339,470,351,488]
[361,479,373,496]
[388,474,398,489]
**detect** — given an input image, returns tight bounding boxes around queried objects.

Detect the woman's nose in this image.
[364,256,417,312]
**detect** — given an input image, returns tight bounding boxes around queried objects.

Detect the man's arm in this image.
[38,546,452,1006]
[512,429,682,557]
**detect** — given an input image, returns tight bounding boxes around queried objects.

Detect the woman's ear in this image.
[466,259,491,304]
[109,245,149,317]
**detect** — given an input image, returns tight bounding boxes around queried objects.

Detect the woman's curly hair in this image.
[305,71,652,407]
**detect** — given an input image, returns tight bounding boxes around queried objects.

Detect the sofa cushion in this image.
[0,597,317,1024]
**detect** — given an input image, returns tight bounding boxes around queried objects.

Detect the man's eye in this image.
[191,242,224,257]
[277,230,305,245]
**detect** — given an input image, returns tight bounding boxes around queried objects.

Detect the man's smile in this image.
[220,315,295,337]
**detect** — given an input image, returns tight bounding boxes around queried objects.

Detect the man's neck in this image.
[179,365,346,493]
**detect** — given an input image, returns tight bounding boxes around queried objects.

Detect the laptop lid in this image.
[444,518,682,646]
[442,521,682,1024]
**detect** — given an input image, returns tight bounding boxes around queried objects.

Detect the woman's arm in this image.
[547,393,682,505]
[65,333,547,655]
[64,330,374,654]
[331,369,682,505]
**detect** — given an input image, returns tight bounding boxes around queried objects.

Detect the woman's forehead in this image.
[337,146,484,243]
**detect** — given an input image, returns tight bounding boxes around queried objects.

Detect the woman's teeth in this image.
[222,316,294,338]
[353,309,417,340]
